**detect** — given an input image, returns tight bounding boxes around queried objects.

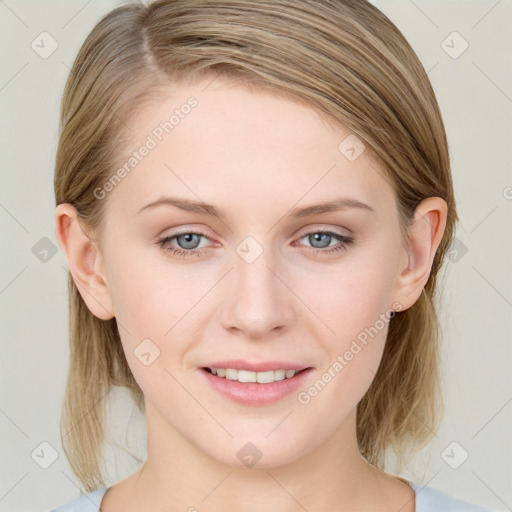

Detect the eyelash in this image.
[157,229,354,258]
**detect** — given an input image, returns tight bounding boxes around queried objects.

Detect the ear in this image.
[54,203,114,320]
[391,197,448,311]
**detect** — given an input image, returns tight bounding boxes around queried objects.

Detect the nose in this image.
[219,241,296,340]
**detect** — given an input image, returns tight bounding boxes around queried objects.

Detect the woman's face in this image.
[95,76,409,468]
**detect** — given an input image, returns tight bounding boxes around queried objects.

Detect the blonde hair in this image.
[55,0,457,492]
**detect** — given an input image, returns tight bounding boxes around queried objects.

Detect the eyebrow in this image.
[137,195,375,219]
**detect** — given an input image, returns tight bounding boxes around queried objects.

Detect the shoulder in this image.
[48,482,503,512]
[408,481,501,512]
[49,487,109,512]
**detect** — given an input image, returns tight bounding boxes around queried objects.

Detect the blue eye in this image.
[297,230,354,254]
[157,229,354,258]
[158,232,210,258]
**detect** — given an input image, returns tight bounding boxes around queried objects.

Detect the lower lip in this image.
[200,368,314,406]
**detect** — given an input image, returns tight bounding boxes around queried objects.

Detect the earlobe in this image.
[54,203,114,320]
[391,197,448,310]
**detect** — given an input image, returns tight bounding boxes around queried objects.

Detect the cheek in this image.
[104,243,212,376]
[105,239,191,334]
[296,251,397,342]
[105,257,186,403]
[296,274,393,422]
[296,242,399,388]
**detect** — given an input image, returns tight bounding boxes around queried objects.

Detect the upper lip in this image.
[202,359,312,372]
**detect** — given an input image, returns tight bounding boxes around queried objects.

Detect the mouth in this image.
[199,365,314,406]
[202,366,310,384]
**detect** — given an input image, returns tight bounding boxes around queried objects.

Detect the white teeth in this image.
[273,369,286,381]
[225,368,238,380]
[208,367,300,383]
[238,370,256,382]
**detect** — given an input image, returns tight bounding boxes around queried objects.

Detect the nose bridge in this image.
[222,234,294,337]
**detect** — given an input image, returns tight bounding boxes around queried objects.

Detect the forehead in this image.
[107,76,395,218]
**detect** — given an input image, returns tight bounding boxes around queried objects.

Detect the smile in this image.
[200,366,314,406]
[204,367,306,383]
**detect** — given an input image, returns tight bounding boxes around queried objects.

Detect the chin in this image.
[206,434,312,470]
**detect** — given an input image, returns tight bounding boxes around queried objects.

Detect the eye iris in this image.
[310,232,331,249]
[177,233,200,249]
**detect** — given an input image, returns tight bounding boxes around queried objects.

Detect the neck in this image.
[125,404,386,512]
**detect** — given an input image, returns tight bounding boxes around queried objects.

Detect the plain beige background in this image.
[0,1,510,511]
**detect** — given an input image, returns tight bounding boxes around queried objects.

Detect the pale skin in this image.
[55,75,447,512]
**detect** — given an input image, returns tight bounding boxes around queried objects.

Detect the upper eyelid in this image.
[296,226,350,238]
[161,223,350,238]
[160,227,350,246]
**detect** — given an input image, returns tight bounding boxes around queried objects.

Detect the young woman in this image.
[50,1,499,510]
